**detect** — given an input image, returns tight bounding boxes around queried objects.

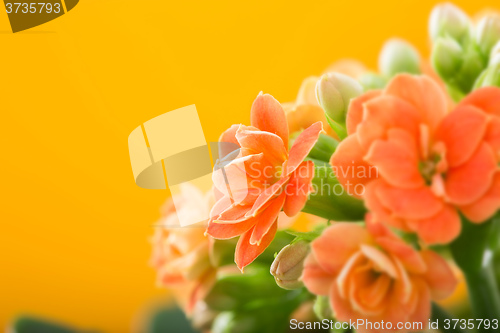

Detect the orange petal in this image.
[213,203,252,223]
[330,134,377,198]
[250,93,289,148]
[420,250,458,300]
[435,105,488,168]
[285,122,323,176]
[385,74,447,132]
[235,221,278,271]
[245,175,290,218]
[375,181,443,220]
[357,95,421,150]
[485,117,500,160]
[330,280,361,323]
[460,172,500,223]
[459,86,500,117]
[407,277,431,327]
[249,192,286,245]
[415,205,461,245]
[445,143,497,205]
[207,218,256,239]
[360,245,398,278]
[311,224,371,275]
[365,128,423,189]
[283,160,315,217]
[346,90,382,135]
[301,253,334,296]
[236,129,288,166]
[365,184,409,231]
[375,236,426,274]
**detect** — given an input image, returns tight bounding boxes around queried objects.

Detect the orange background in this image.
[0,0,497,331]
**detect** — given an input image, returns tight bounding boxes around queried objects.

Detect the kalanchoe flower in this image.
[207,93,323,271]
[150,185,216,314]
[316,72,363,124]
[331,74,500,245]
[270,240,310,290]
[301,218,457,333]
[378,38,421,78]
[475,13,500,56]
[429,2,471,43]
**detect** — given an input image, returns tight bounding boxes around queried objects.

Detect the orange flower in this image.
[301,217,457,333]
[331,74,500,244]
[207,93,323,271]
[150,185,216,313]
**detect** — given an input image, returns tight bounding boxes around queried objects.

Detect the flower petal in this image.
[365,128,423,189]
[301,253,334,296]
[445,143,497,205]
[285,122,323,176]
[236,129,288,166]
[375,181,443,220]
[459,86,500,117]
[249,192,286,245]
[330,134,377,198]
[283,160,315,217]
[346,90,382,135]
[250,93,289,148]
[435,105,488,168]
[415,205,461,245]
[460,172,500,223]
[420,250,457,300]
[235,221,278,271]
[385,74,447,132]
[311,224,371,275]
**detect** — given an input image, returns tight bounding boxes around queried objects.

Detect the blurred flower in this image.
[316,73,363,124]
[490,40,500,65]
[331,74,500,244]
[270,240,310,290]
[150,185,216,313]
[283,77,337,137]
[207,93,323,271]
[378,38,421,77]
[475,12,500,56]
[429,3,471,43]
[301,219,457,333]
[474,62,500,88]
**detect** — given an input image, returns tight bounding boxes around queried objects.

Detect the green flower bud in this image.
[313,295,333,320]
[270,240,309,290]
[490,40,500,65]
[359,72,388,91]
[315,73,362,124]
[429,3,471,42]
[432,37,463,80]
[476,14,500,56]
[474,62,500,89]
[378,39,421,77]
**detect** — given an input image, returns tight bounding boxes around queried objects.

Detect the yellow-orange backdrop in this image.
[0,0,497,331]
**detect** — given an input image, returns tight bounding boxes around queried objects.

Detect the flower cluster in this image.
[149,3,500,333]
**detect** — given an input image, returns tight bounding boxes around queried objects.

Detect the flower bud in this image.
[315,73,362,124]
[359,72,387,91]
[490,41,500,65]
[429,3,471,42]
[270,240,310,290]
[432,37,463,80]
[474,62,500,89]
[476,13,500,56]
[378,39,421,77]
[313,295,333,320]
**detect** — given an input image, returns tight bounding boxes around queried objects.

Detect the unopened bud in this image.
[378,39,421,77]
[474,62,500,89]
[359,72,387,91]
[432,37,463,80]
[429,3,471,42]
[313,295,333,320]
[476,13,500,56]
[490,41,500,65]
[270,240,310,290]
[315,73,362,124]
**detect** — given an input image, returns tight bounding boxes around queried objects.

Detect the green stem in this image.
[302,159,366,221]
[450,218,500,331]
[431,303,469,333]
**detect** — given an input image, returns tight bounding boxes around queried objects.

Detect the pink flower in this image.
[207,93,323,271]
[302,217,457,333]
